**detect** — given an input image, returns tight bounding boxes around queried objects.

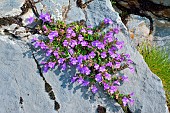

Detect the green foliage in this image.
[137,42,170,109]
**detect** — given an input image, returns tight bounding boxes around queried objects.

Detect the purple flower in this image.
[71,76,78,83]
[115,62,121,68]
[43,64,49,73]
[70,57,77,65]
[34,41,41,48]
[71,32,76,37]
[48,31,58,42]
[91,40,98,47]
[39,13,51,23]
[67,27,73,34]
[87,25,92,28]
[91,40,104,49]
[103,83,110,90]
[48,62,56,68]
[97,43,105,49]
[63,40,69,47]
[77,55,84,64]
[94,63,99,70]
[83,55,88,60]
[101,52,107,58]
[109,86,118,94]
[88,51,96,59]
[66,34,71,38]
[82,80,90,86]
[80,28,86,33]
[105,72,111,80]
[129,67,135,73]
[53,51,59,59]
[130,92,134,97]
[70,40,77,48]
[43,25,48,33]
[87,30,93,35]
[46,49,53,56]
[31,37,38,43]
[81,41,88,46]
[116,41,124,49]
[127,59,133,64]
[111,46,117,51]
[40,42,48,50]
[78,35,84,41]
[91,85,98,93]
[122,97,129,106]
[77,77,84,84]
[61,63,66,70]
[109,51,117,58]
[99,66,106,72]
[95,73,102,82]
[27,16,34,24]
[122,75,128,82]
[83,66,91,75]
[113,26,120,34]
[107,37,113,42]
[129,98,134,105]
[68,49,74,55]
[114,80,120,86]
[125,54,130,58]
[41,61,46,65]
[104,18,113,24]
[106,62,113,67]
[58,58,65,64]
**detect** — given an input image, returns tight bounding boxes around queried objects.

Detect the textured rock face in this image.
[0,0,25,18]
[0,0,169,113]
[125,14,152,46]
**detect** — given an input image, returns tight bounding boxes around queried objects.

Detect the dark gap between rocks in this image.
[114,0,170,34]
[19,97,24,105]
[97,105,106,113]
[31,48,60,111]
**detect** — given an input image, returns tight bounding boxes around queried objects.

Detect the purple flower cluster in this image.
[39,13,51,23]
[31,16,135,108]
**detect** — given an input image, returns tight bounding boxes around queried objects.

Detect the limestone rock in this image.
[125,14,153,46]
[0,0,25,18]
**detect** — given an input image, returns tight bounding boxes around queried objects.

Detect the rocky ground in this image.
[0,0,169,113]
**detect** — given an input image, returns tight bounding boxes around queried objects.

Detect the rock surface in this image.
[0,0,25,18]
[125,14,153,46]
[0,0,169,113]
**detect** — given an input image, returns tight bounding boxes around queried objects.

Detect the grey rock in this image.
[0,0,25,18]
[148,0,170,7]
[154,36,170,56]
[0,35,55,113]
[125,14,152,46]
[152,19,170,58]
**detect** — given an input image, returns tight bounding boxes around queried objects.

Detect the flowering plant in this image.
[30,12,135,111]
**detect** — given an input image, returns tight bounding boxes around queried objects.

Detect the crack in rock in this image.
[97,105,106,113]
[0,0,40,27]
[19,97,24,105]
[76,0,94,9]
[31,48,60,111]
[62,0,71,21]
[76,0,94,22]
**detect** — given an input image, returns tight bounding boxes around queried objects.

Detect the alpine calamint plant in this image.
[29,12,135,110]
